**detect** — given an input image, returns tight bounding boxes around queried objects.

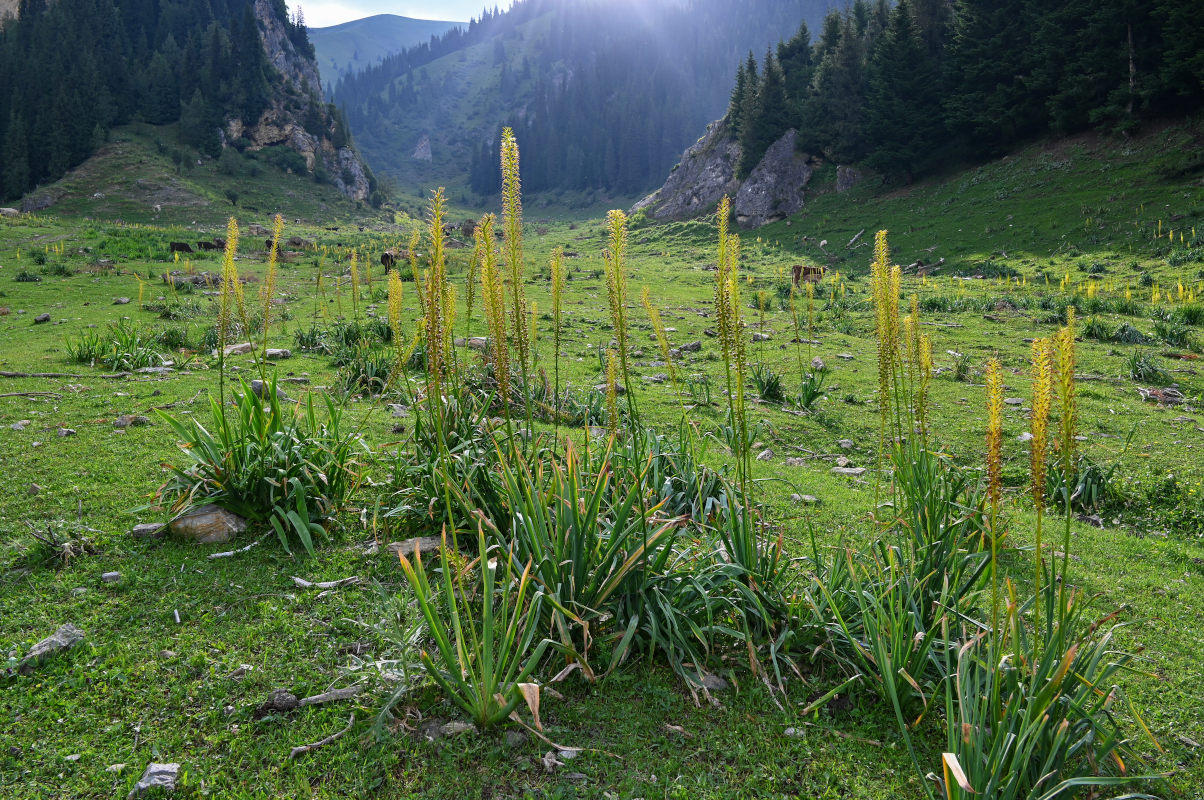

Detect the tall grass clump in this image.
[156,376,365,556]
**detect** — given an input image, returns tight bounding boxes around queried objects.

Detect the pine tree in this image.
[728,61,749,135]
[2,111,30,200]
[864,0,945,179]
[736,51,759,147]
[777,21,813,130]
[945,0,1042,153]
[806,17,868,163]
[738,50,790,177]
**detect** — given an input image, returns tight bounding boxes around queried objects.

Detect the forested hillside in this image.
[331,0,839,199]
[0,0,363,203]
[726,0,1204,183]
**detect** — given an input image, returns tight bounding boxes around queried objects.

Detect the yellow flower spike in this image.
[985,358,1004,511]
[476,214,509,407]
[388,268,405,370]
[500,128,529,374]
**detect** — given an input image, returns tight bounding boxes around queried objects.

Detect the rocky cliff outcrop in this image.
[223,0,372,202]
[733,130,812,228]
[0,0,18,25]
[632,120,740,221]
[634,119,826,229]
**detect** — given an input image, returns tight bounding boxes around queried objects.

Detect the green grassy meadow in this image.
[2,121,1204,799]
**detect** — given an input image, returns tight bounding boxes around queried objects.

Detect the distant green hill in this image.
[311,15,462,87]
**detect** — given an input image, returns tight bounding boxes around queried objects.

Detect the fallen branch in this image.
[298,684,365,707]
[150,389,205,411]
[0,392,61,399]
[0,371,130,379]
[292,576,362,590]
[289,713,355,759]
[847,229,865,248]
[207,539,262,560]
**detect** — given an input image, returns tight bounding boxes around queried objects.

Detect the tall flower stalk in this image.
[1056,308,1078,615]
[550,247,565,441]
[257,214,283,382]
[350,249,361,322]
[985,357,1004,631]
[476,214,510,422]
[1029,337,1054,597]
[603,210,637,427]
[501,128,529,377]
[642,285,680,401]
[217,216,241,410]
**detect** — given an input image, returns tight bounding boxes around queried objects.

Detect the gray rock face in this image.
[836,165,862,193]
[632,119,740,222]
[0,207,19,217]
[114,415,152,429]
[128,763,179,798]
[733,130,813,228]
[634,122,814,229]
[387,537,446,561]
[220,342,254,356]
[170,505,247,544]
[249,381,290,401]
[255,0,320,91]
[19,624,85,673]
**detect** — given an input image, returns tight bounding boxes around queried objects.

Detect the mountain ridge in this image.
[310,14,462,86]
[332,0,838,198]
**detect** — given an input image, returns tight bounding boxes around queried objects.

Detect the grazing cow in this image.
[287,236,312,249]
[169,242,193,254]
[792,264,825,286]
[196,241,220,251]
[461,219,477,238]
[381,249,410,271]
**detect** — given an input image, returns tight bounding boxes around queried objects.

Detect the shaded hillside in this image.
[19,123,380,226]
[0,0,375,205]
[332,0,837,198]
[310,15,462,86]
[639,0,1204,227]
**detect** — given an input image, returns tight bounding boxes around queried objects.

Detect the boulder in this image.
[0,207,19,217]
[128,763,179,798]
[265,348,292,360]
[249,380,290,401]
[733,130,814,228]
[131,523,165,539]
[19,623,85,673]
[831,467,867,477]
[386,537,444,561]
[632,119,741,221]
[220,342,254,356]
[114,415,152,428]
[835,166,862,193]
[34,313,50,324]
[170,504,247,544]
[679,341,702,353]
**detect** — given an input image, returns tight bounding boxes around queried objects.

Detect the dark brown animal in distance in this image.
[792,264,825,286]
[196,241,221,251]
[169,242,193,254]
[381,249,411,271]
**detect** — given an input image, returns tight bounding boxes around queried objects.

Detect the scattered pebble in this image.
[128,763,179,798]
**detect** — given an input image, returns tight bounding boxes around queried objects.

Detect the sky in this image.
[294,0,515,28]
